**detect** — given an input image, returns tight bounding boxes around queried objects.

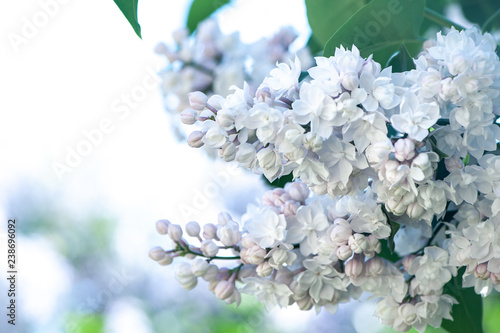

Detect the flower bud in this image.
[180,108,198,125]
[219,142,236,162]
[155,219,170,235]
[285,182,310,203]
[217,212,232,226]
[175,262,198,290]
[187,131,205,148]
[349,233,367,254]
[282,200,299,217]
[238,265,258,279]
[366,256,384,276]
[217,221,242,246]
[185,221,201,237]
[215,280,235,300]
[406,201,425,220]
[444,155,464,172]
[208,280,218,293]
[337,244,353,261]
[201,239,219,257]
[474,263,490,280]
[491,273,500,285]
[203,264,219,281]
[188,91,208,111]
[172,28,188,44]
[256,262,273,277]
[345,256,364,279]
[365,139,394,168]
[240,235,257,249]
[203,223,218,240]
[330,219,352,246]
[191,257,209,277]
[402,255,417,272]
[296,296,314,311]
[394,138,416,162]
[240,245,267,265]
[168,224,183,242]
[398,303,417,325]
[157,253,174,266]
[149,247,166,261]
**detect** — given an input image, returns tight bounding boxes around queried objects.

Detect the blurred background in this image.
[1,0,500,332]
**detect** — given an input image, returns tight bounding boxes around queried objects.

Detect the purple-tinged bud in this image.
[285,181,309,203]
[296,296,314,311]
[203,264,219,282]
[201,239,219,257]
[188,91,208,111]
[203,223,218,240]
[402,255,417,272]
[215,280,235,300]
[187,131,205,148]
[444,155,464,172]
[185,221,201,237]
[180,108,198,125]
[155,219,170,235]
[218,212,232,226]
[345,256,364,279]
[191,257,209,277]
[475,263,490,280]
[282,200,299,217]
[337,244,353,261]
[366,256,384,276]
[149,247,166,261]
[241,235,257,249]
[394,138,416,162]
[240,245,266,265]
[157,253,173,266]
[168,224,183,242]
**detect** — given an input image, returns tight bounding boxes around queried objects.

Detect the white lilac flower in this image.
[262,56,301,99]
[244,102,284,144]
[243,205,287,248]
[295,258,346,303]
[286,200,330,256]
[408,246,456,296]
[240,277,293,311]
[390,92,440,141]
[360,67,404,112]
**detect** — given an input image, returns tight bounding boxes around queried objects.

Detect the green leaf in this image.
[458,0,500,30]
[305,0,368,47]
[186,0,230,34]
[442,267,483,333]
[113,0,141,38]
[323,0,425,67]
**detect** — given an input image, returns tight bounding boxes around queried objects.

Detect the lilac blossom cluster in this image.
[155,19,312,114]
[151,27,500,332]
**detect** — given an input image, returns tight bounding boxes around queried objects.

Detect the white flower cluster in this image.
[152,27,500,333]
[156,19,313,114]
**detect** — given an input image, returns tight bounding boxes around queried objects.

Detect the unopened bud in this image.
[186,221,201,237]
[201,239,219,257]
[215,280,235,300]
[394,138,416,162]
[296,296,314,311]
[157,253,173,266]
[203,223,218,240]
[285,182,309,202]
[282,200,299,217]
[256,262,273,277]
[337,244,353,261]
[203,264,219,281]
[187,131,205,148]
[175,262,198,290]
[241,235,257,249]
[475,263,490,280]
[218,212,232,226]
[217,221,241,247]
[345,256,364,279]
[444,155,464,172]
[191,257,209,277]
[241,245,267,265]
[155,219,170,235]
[349,233,367,254]
[149,247,166,261]
[168,224,183,242]
[402,254,417,272]
[188,91,208,111]
[180,108,198,125]
[366,256,384,275]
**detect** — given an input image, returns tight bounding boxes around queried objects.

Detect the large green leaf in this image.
[323,0,425,67]
[458,0,500,30]
[305,0,368,48]
[186,0,230,34]
[113,0,141,38]
[442,267,483,333]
